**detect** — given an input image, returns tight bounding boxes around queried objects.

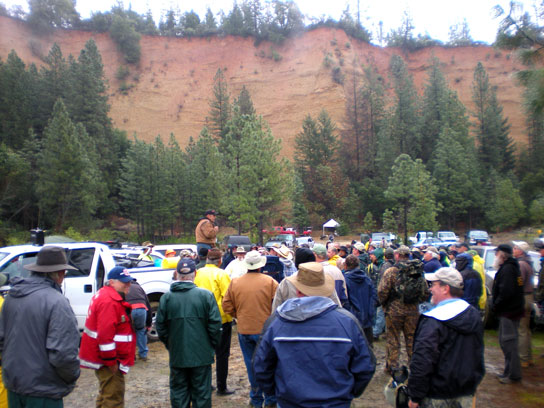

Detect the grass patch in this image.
[484,329,500,348]
[519,391,542,405]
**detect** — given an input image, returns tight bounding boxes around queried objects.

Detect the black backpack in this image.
[395,259,427,304]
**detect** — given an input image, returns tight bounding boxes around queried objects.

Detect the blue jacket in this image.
[407,299,484,403]
[253,297,375,408]
[344,268,377,328]
[455,254,482,309]
[423,258,442,273]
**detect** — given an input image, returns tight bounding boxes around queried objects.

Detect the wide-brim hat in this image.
[244,250,267,270]
[275,245,293,260]
[24,246,78,273]
[287,262,334,297]
[235,247,247,254]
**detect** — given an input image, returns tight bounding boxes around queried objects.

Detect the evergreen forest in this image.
[1,1,544,244]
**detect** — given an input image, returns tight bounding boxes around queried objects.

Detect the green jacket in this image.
[156,281,222,368]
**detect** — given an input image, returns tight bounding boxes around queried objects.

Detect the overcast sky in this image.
[1,0,540,44]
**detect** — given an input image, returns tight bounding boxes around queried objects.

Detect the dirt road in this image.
[65,327,544,408]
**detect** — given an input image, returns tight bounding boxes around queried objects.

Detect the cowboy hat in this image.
[275,245,293,260]
[24,246,78,273]
[287,262,334,297]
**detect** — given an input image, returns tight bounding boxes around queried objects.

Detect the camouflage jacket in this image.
[377,265,424,313]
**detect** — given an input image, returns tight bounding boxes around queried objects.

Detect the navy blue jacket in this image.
[407,299,485,403]
[344,268,377,329]
[423,258,442,273]
[253,297,375,408]
[455,254,482,309]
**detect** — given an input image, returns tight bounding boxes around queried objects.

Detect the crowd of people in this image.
[0,209,542,408]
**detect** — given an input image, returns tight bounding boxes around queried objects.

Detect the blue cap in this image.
[177,258,196,274]
[107,266,132,283]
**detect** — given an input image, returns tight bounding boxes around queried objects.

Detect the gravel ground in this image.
[64,326,544,408]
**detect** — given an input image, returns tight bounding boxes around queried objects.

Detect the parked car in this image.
[412,237,445,248]
[436,231,458,245]
[465,230,492,246]
[296,236,314,248]
[153,244,198,258]
[110,248,164,268]
[371,232,397,245]
[302,227,313,236]
[262,226,296,236]
[473,245,541,327]
[221,235,252,252]
[265,233,295,249]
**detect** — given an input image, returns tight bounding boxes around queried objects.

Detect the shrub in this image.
[332,66,344,85]
[323,53,333,68]
[116,65,130,81]
[269,47,282,62]
[119,81,134,94]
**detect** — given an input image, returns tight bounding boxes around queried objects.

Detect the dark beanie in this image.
[295,248,316,268]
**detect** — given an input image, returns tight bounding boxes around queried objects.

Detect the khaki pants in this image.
[95,366,125,408]
[519,293,533,362]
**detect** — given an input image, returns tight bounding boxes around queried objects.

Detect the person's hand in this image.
[214,226,219,232]
[408,400,419,408]
[108,363,119,374]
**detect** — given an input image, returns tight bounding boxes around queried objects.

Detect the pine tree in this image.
[486,176,525,231]
[0,51,35,149]
[207,68,231,140]
[36,100,102,229]
[294,110,347,223]
[384,154,439,243]
[471,62,515,174]
[203,8,217,35]
[119,137,154,237]
[220,91,290,236]
[235,85,256,116]
[377,54,420,176]
[184,128,226,228]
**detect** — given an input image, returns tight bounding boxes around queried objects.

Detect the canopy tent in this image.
[322,219,340,236]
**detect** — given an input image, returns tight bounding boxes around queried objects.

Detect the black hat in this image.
[24,246,78,273]
[495,244,513,255]
[205,209,217,216]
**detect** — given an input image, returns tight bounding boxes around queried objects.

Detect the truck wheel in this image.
[147,301,160,342]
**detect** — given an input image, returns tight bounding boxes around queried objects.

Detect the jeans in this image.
[238,334,276,408]
[132,308,148,358]
[196,243,213,257]
[372,306,385,337]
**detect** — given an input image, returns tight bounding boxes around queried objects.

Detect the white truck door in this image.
[63,247,105,330]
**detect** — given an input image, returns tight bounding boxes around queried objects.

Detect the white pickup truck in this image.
[0,242,174,340]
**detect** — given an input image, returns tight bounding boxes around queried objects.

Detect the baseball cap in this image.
[107,266,133,283]
[353,242,366,252]
[177,258,196,274]
[425,267,464,289]
[312,244,327,257]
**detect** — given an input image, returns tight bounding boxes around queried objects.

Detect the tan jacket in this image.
[222,272,278,334]
[195,217,217,245]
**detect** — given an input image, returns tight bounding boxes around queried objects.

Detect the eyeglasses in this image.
[427,281,441,288]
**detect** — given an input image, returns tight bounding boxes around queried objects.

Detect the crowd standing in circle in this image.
[0,210,542,408]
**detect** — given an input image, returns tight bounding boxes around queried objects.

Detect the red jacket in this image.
[79,285,136,373]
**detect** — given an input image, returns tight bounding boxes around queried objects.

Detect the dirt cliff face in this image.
[0,16,528,157]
